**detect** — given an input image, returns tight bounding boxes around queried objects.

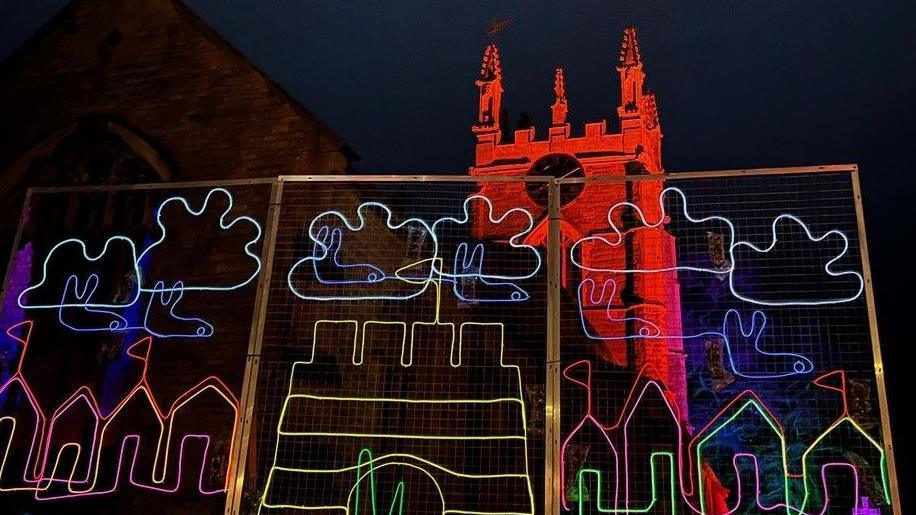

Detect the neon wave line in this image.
[575,281,813,378]
[568,186,865,307]
[0,322,239,499]
[16,188,262,338]
[451,243,530,302]
[57,277,214,338]
[258,278,535,514]
[305,227,529,303]
[430,195,541,282]
[287,196,541,303]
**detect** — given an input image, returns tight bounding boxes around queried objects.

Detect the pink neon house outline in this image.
[0,322,240,500]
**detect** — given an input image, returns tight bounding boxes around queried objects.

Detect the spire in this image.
[616,27,646,119]
[551,67,568,126]
[473,44,504,135]
[614,27,662,162]
[479,43,502,81]
[618,27,642,69]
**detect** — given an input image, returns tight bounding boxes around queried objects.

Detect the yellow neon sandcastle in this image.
[259,265,535,514]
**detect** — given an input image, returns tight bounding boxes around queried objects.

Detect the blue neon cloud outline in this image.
[569,186,864,307]
[287,202,438,301]
[570,187,736,275]
[137,187,263,292]
[729,214,865,306]
[18,188,263,338]
[18,236,142,310]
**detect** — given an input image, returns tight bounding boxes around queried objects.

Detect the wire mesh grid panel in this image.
[557,171,893,514]
[0,183,271,514]
[243,179,550,514]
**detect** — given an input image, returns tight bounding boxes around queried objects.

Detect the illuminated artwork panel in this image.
[245,180,548,514]
[559,172,890,514]
[0,170,896,514]
[0,184,271,514]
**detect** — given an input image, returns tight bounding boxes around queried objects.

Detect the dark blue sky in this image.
[3,0,916,506]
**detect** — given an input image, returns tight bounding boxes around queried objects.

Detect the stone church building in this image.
[0,0,355,270]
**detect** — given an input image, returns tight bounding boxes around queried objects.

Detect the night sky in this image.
[3,0,916,508]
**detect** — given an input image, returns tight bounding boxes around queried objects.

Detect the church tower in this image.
[469,28,687,420]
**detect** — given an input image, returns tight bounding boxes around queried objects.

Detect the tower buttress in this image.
[473,44,503,141]
[551,68,568,126]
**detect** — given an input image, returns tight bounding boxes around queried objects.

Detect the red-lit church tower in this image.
[469,28,688,420]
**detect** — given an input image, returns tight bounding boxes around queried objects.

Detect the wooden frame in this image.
[0,179,275,515]
[225,179,283,514]
[851,167,901,514]
[545,180,562,515]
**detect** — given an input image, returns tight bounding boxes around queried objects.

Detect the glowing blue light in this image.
[287,196,541,303]
[575,277,813,379]
[569,186,864,307]
[19,188,263,339]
